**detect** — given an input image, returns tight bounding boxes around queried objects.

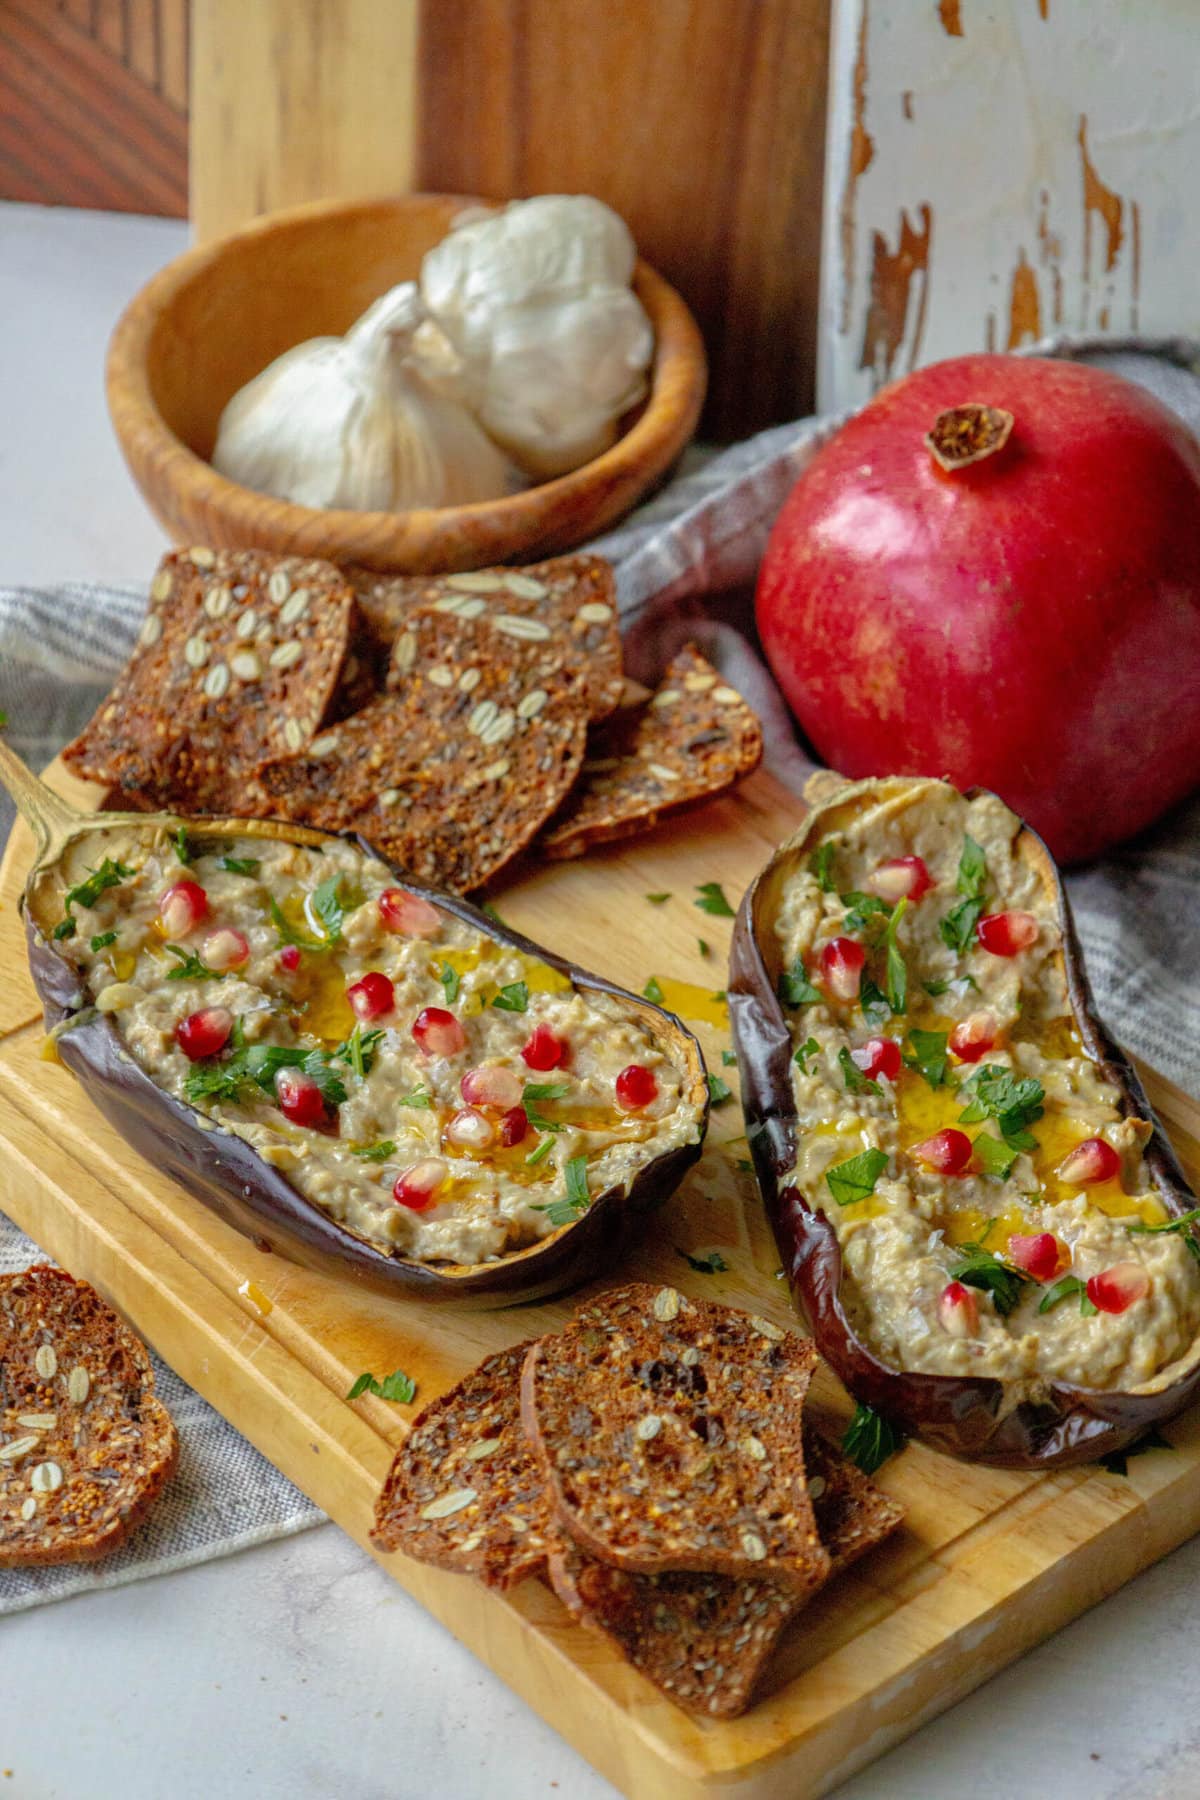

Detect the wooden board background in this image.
[3,762,1200,1799]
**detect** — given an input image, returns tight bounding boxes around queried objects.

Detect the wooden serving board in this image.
[3,762,1200,1799]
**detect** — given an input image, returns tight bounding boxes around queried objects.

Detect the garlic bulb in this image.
[419,195,655,479]
[212,281,517,512]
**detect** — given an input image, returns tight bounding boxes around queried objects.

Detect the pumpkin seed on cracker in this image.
[372,1342,555,1589]
[257,607,590,893]
[540,645,763,860]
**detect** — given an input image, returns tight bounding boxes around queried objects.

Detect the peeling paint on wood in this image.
[821,0,1197,410]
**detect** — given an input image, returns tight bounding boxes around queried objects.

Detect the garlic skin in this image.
[419,195,655,479]
[212,281,517,513]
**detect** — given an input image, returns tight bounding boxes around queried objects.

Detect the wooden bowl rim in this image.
[105,190,707,563]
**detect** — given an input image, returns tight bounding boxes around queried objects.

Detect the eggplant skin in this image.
[729,779,1200,1469]
[26,823,708,1310]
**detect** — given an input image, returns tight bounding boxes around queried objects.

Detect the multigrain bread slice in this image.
[521,1283,831,1598]
[0,1265,178,1566]
[348,555,625,723]
[371,1342,555,1589]
[802,1427,904,1574]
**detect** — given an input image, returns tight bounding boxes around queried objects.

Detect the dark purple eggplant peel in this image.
[729,773,1200,1469]
[0,742,708,1309]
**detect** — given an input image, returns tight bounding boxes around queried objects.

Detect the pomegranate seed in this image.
[938,1280,979,1337]
[274,1066,327,1127]
[159,879,209,938]
[498,1105,529,1147]
[174,1006,233,1061]
[521,1023,569,1071]
[379,888,442,938]
[1007,1232,1065,1282]
[1058,1137,1121,1187]
[412,1006,467,1058]
[911,1128,974,1175]
[616,1064,658,1111]
[1087,1262,1150,1315]
[977,910,1040,957]
[346,971,395,1022]
[203,927,250,973]
[461,1064,523,1110]
[820,937,866,1002]
[871,855,933,903]
[277,945,302,973]
[851,1037,902,1083]
[949,1011,999,1064]
[393,1158,448,1211]
[445,1106,496,1150]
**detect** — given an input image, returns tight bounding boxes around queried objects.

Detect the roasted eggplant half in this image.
[1,744,708,1307]
[730,773,1200,1468]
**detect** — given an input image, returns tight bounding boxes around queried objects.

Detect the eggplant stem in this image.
[0,736,84,859]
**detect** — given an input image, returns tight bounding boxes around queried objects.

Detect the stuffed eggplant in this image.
[730,773,1200,1467]
[1,743,708,1307]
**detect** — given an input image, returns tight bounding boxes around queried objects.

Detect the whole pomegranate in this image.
[756,353,1200,863]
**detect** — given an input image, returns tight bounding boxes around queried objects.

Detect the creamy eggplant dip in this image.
[43,828,703,1265]
[771,780,1200,1394]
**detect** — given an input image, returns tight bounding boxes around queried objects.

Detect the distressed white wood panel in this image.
[819,0,1200,411]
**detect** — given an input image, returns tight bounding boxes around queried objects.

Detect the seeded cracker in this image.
[541,645,763,859]
[0,1265,178,1566]
[348,556,625,723]
[521,1284,830,1597]
[257,608,589,892]
[63,548,359,811]
[802,1427,904,1574]
[372,1342,554,1588]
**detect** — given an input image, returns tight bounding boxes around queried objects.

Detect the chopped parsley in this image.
[882,897,908,1014]
[334,1023,383,1080]
[971,1133,1019,1181]
[397,1086,433,1109]
[778,960,821,1008]
[949,1241,1028,1316]
[1127,1206,1200,1263]
[676,1248,729,1275]
[525,1135,555,1166]
[825,1147,889,1207]
[522,1080,570,1133]
[792,1035,820,1073]
[958,1065,1045,1150]
[643,975,665,1004]
[534,1153,591,1227]
[1038,1274,1098,1317]
[707,1074,734,1107]
[841,890,892,934]
[163,943,223,981]
[185,1042,347,1110]
[269,897,331,954]
[90,931,118,953]
[438,961,461,1005]
[220,855,260,877]
[694,881,735,918]
[347,1369,416,1404]
[309,874,348,944]
[56,857,134,940]
[645,892,672,906]
[904,1027,949,1090]
[923,974,979,998]
[837,1046,881,1097]
[940,834,988,953]
[697,938,711,958]
[174,826,192,864]
[842,1402,905,1475]
[491,981,528,1013]
[858,975,891,1026]
[352,1140,396,1161]
[721,1049,738,1067]
[809,841,837,893]
[480,901,506,925]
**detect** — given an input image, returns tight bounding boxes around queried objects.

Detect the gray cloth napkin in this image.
[1,333,1197,1613]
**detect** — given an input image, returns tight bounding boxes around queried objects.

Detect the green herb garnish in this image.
[57,857,134,940]
[792,1035,820,1073]
[309,874,347,944]
[949,1241,1028,1316]
[534,1153,591,1227]
[163,942,222,981]
[697,938,710,958]
[721,1049,737,1067]
[694,881,735,918]
[841,890,892,934]
[676,1248,729,1275]
[809,842,837,893]
[646,892,672,906]
[825,1147,889,1207]
[334,1023,384,1081]
[842,1402,905,1475]
[220,855,260,877]
[90,931,118,952]
[643,975,665,1004]
[439,961,461,1005]
[491,981,528,1014]
[904,1028,949,1090]
[940,835,988,954]
[525,1135,555,1166]
[174,826,192,864]
[707,1074,734,1107]
[971,1133,1019,1181]
[522,1080,570,1134]
[958,1065,1045,1150]
[352,1141,396,1161]
[185,1042,347,1110]
[397,1087,433,1109]
[1127,1206,1200,1263]
[837,1046,881,1097]
[1038,1274,1098,1317]
[858,975,891,1025]
[269,897,330,954]
[347,1369,416,1404]
[882,897,908,1014]
[778,961,821,1008]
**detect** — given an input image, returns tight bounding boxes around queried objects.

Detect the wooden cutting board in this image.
[2,760,1200,1799]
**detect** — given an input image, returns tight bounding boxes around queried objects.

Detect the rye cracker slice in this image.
[522,1283,830,1598]
[803,1427,904,1575]
[257,607,589,892]
[349,555,624,723]
[63,548,358,811]
[0,1265,178,1566]
[371,1341,554,1588]
[540,645,763,860]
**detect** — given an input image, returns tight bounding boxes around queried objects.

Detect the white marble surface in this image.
[4,198,1200,1800]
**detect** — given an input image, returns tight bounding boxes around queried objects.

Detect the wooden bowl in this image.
[105,193,707,574]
